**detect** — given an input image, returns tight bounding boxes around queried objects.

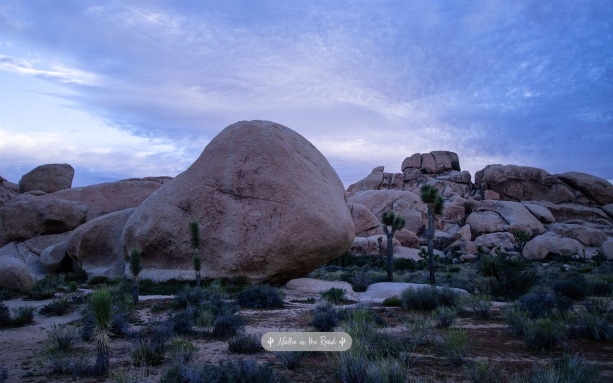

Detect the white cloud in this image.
[0,55,96,85]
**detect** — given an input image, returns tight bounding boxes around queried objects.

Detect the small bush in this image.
[383,296,402,307]
[463,360,505,383]
[26,275,63,300]
[513,353,600,383]
[554,277,589,300]
[164,358,280,383]
[433,306,457,328]
[401,286,459,311]
[39,324,82,374]
[0,288,15,301]
[195,307,215,328]
[131,338,166,366]
[168,338,197,364]
[40,298,71,316]
[402,316,433,345]
[68,281,78,292]
[237,285,284,309]
[310,301,338,331]
[365,359,405,383]
[589,281,612,296]
[212,312,244,339]
[523,318,566,351]
[320,287,347,304]
[569,311,613,341]
[171,307,197,335]
[438,328,473,366]
[46,324,79,352]
[274,351,310,370]
[228,333,263,354]
[11,306,34,326]
[333,352,370,383]
[501,303,530,336]
[394,258,418,272]
[463,294,493,319]
[583,297,610,315]
[350,272,372,292]
[173,286,209,309]
[88,276,110,285]
[518,291,556,319]
[0,303,10,327]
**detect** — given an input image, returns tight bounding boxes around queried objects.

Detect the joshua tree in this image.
[129,248,142,305]
[190,221,202,287]
[381,210,406,282]
[90,288,112,375]
[420,185,444,286]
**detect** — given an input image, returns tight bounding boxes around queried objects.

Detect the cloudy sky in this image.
[0,1,611,188]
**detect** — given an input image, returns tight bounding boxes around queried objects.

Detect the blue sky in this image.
[0,1,611,187]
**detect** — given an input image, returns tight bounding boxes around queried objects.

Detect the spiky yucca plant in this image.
[420,185,444,286]
[90,288,113,375]
[129,248,142,305]
[190,221,201,287]
[381,210,406,282]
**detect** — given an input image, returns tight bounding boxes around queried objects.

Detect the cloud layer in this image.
[0,1,611,187]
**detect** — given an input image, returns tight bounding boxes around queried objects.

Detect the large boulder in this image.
[549,223,608,247]
[347,190,426,233]
[394,229,419,248]
[602,204,613,218]
[18,163,74,193]
[523,232,584,260]
[349,203,381,237]
[38,178,165,221]
[122,121,355,284]
[346,166,384,195]
[475,165,575,203]
[0,175,19,206]
[40,242,70,273]
[67,208,135,278]
[16,242,48,280]
[358,283,469,303]
[465,200,546,238]
[0,198,87,246]
[528,201,610,223]
[0,253,33,289]
[556,172,613,206]
[601,240,613,260]
[23,232,71,255]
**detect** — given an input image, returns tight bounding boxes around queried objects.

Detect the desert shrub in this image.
[519,291,557,319]
[365,359,405,383]
[583,297,610,315]
[362,332,414,361]
[463,360,505,383]
[228,333,263,354]
[501,303,530,336]
[494,253,537,300]
[383,296,402,307]
[173,286,210,309]
[26,275,63,300]
[168,338,197,364]
[394,258,418,272]
[320,287,347,304]
[0,303,10,327]
[195,307,215,328]
[523,318,566,351]
[40,298,71,316]
[88,275,110,285]
[555,295,575,315]
[401,286,459,311]
[589,281,612,296]
[237,285,284,309]
[38,324,82,374]
[512,353,600,383]
[164,358,281,383]
[310,300,338,331]
[433,306,457,328]
[131,338,165,366]
[463,294,493,319]
[212,312,244,339]
[402,315,433,345]
[438,328,473,366]
[554,276,589,300]
[350,272,372,292]
[11,306,34,326]
[68,281,78,292]
[171,307,197,335]
[0,288,15,301]
[568,311,613,341]
[274,351,310,370]
[333,352,369,383]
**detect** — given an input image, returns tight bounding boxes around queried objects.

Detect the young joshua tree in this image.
[382,210,406,282]
[420,185,444,286]
[90,288,112,375]
[129,248,142,305]
[190,221,202,287]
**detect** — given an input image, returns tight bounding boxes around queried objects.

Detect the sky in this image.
[0,1,611,188]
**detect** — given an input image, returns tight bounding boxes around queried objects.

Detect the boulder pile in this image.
[346,151,613,262]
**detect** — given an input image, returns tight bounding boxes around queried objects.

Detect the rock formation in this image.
[18,163,74,194]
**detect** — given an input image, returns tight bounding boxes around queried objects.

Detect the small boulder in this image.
[349,203,381,237]
[346,166,384,194]
[484,190,500,200]
[394,229,419,248]
[40,242,70,273]
[523,233,584,260]
[474,232,516,252]
[420,153,437,174]
[549,223,608,247]
[19,163,74,193]
[522,203,555,223]
[401,154,422,171]
[600,240,613,260]
[0,254,33,289]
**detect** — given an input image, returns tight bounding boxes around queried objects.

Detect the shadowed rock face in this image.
[122,120,355,284]
[557,172,613,206]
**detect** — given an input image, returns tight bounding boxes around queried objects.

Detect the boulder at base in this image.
[67,208,135,278]
[122,121,355,284]
[0,254,33,289]
[19,163,74,194]
[523,232,584,260]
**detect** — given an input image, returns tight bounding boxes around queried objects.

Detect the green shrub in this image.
[365,359,405,383]
[523,318,566,351]
[274,351,310,370]
[40,298,71,316]
[583,297,610,315]
[350,272,372,292]
[212,312,244,339]
[195,307,215,328]
[589,281,612,296]
[333,352,369,383]
[68,281,78,292]
[310,301,338,331]
[394,258,418,272]
[518,291,557,319]
[26,275,63,300]
[11,306,34,326]
[501,303,529,336]
[512,353,600,383]
[568,311,613,341]
[433,306,457,328]
[39,324,82,374]
[131,338,166,366]
[0,288,15,301]
[171,307,197,335]
[162,358,281,383]
[88,276,110,285]
[173,286,210,309]
[402,315,433,345]
[237,285,284,309]
[320,287,347,304]
[438,328,473,366]
[401,286,459,311]
[228,333,263,354]
[382,296,402,307]
[463,360,505,383]
[168,338,197,364]
[463,294,493,319]
[554,276,589,300]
